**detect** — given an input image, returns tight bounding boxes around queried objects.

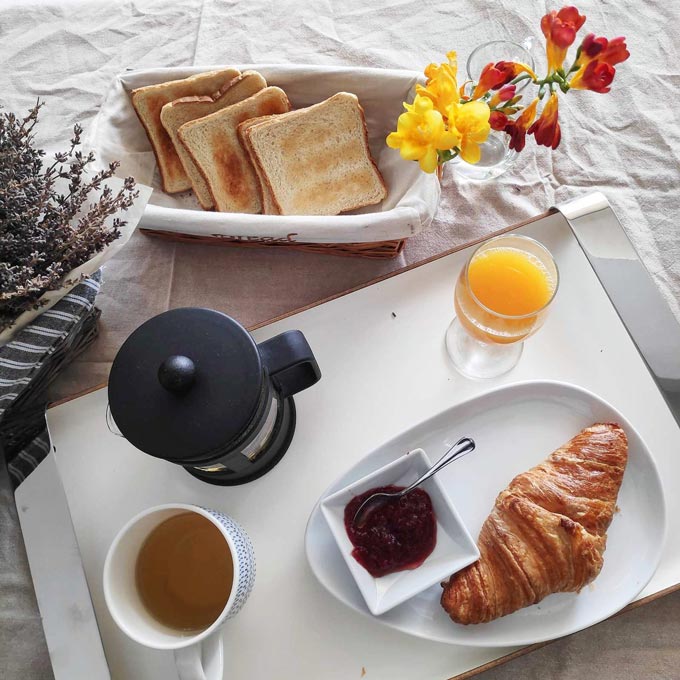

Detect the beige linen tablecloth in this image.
[1,1,679,679]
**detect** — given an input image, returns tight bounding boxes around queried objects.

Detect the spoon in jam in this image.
[351,437,476,528]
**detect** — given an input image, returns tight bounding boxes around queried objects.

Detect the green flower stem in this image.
[566,46,583,75]
[437,148,459,164]
[510,73,533,85]
[470,61,581,111]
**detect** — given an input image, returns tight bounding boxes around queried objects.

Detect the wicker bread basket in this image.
[89,65,441,259]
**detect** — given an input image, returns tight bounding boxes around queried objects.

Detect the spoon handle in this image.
[401,437,475,495]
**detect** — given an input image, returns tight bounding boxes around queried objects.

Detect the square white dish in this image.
[87,64,440,243]
[320,448,479,615]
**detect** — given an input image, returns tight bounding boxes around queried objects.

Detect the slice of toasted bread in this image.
[177,87,291,213]
[244,92,387,216]
[130,68,241,194]
[160,71,267,209]
[237,115,283,215]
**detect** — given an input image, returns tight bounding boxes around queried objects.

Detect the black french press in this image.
[107,308,321,485]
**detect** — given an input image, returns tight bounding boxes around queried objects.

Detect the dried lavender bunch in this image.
[0,101,138,331]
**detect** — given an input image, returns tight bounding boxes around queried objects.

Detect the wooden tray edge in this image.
[249,209,557,330]
[49,381,109,409]
[450,582,680,680]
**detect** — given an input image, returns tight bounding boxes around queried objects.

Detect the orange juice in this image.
[468,247,554,316]
[454,244,557,345]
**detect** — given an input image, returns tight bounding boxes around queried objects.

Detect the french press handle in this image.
[258,330,321,399]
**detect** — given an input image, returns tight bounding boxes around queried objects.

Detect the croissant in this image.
[441,422,628,625]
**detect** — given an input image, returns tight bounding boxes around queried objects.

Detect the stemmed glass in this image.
[445,234,559,379]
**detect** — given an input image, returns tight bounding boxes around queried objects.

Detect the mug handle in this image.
[258,330,321,399]
[174,632,223,680]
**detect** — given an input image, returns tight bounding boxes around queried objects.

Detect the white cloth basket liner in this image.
[87,64,441,244]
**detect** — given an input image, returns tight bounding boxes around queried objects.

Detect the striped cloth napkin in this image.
[0,272,101,488]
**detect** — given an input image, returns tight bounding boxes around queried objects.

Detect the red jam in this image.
[344,485,437,578]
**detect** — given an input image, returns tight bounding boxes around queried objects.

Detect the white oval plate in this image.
[304,380,666,647]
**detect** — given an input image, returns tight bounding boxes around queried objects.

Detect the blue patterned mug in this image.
[103,503,256,680]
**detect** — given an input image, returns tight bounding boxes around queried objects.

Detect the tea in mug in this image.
[135,512,233,631]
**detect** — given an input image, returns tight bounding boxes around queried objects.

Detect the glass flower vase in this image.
[466,39,536,92]
[448,132,518,181]
[450,39,535,182]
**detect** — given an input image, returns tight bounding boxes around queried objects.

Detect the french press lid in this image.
[108,308,266,463]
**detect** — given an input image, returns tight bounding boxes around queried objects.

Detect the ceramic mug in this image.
[103,503,256,680]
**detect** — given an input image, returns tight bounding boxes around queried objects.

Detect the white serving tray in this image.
[88,64,440,243]
[17,210,680,680]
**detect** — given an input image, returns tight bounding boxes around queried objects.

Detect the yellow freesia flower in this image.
[446,100,491,164]
[415,50,459,116]
[386,94,461,173]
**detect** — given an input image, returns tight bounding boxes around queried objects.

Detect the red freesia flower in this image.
[498,84,516,101]
[490,61,536,88]
[579,34,630,66]
[489,84,516,107]
[528,93,561,149]
[541,6,587,47]
[570,59,616,92]
[542,6,587,72]
[599,36,630,65]
[490,61,517,88]
[472,62,508,98]
[489,111,509,131]
[580,33,608,59]
[571,34,628,93]
[504,122,528,152]
[503,98,539,151]
[472,61,536,98]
